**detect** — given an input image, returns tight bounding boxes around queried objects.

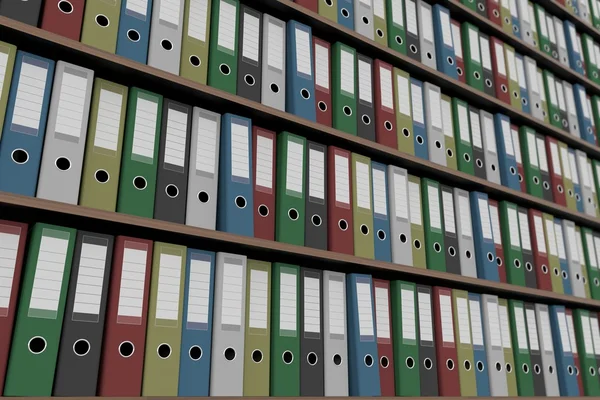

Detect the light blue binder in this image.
[115,0,153,64]
[469,292,491,396]
[549,305,580,396]
[555,218,573,296]
[337,0,354,30]
[469,191,499,281]
[515,54,530,115]
[564,20,585,75]
[411,77,428,160]
[573,84,594,144]
[286,21,316,122]
[432,4,457,79]
[494,113,520,191]
[371,161,391,262]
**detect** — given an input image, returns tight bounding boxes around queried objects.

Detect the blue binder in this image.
[470,191,499,281]
[346,273,380,396]
[569,148,585,213]
[511,6,521,40]
[371,161,391,262]
[432,5,457,80]
[555,218,573,296]
[564,21,585,75]
[549,305,580,396]
[337,0,354,30]
[216,113,254,236]
[286,21,317,122]
[0,51,55,197]
[469,293,491,396]
[574,84,594,144]
[411,78,428,160]
[515,54,530,115]
[178,249,215,396]
[494,113,520,191]
[115,0,153,64]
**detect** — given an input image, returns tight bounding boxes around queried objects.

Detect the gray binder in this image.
[148,0,185,74]
[261,14,286,111]
[354,0,374,40]
[536,134,554,203]
[563,81,580,138]
[553,17,570,67]
[237,6,262,102]
[453,188,477,278]
[0,0,42,25]
[305,142,328,250]
[186,107,221,229]
[441,185,460,275]
[470,106,487,180]
[576,150,596,217]
[323,270,349,396]
[524,302,547,396]
[210,252,247,396]
[479,110,501,185]
[417,0,437,70]
[36,61,94,204]
[516,0,534,47]
[563,220,586,297]
[524,56,544,121]
[424,83,445,166]
[357,54,376,142]
[387,165,412,266]
[481,294,508,396]
[535,304,561,396]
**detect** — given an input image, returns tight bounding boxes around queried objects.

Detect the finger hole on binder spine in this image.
[376,29,384,38]
[562,270,568,279]
[258,204,269,217]
[576,273,581,281]
[341,8,349,18]
[486,252,493,262]
[424,358,433,370]
[224,347,236,361]
[160,39,173,51]
[588,127,593,134]
[362,114,371,125]
[189,345,202,360]
[410,44,417,54]
[384,121,393,131]
[58,0,73,13]
[575,366,580,375]
[457,67,463,76]
[416,135,424,144]
[591,367,597,376]
[549,365,555,374]
[252,349,263,363]
[512,91,519,99]
[433,242,441,253]
[119,341,134,357]
[447,148,453,158]
[235,196,246,209]
[307,352,318,366]
[400,233,407,243]
[447,56,454,66]
[364,354,374,367]
[544,44,550,52]
[325,0,333,6]
[446,245,456,257]
[426,52,432,60]
[270,83,280,93]
[318,101,327,112]
[360,224,369,235]
[543,181,549,190]
[533,176,539,185]
[219,63,231,76]
[558,185,564,193]
[288,208,299,221]
[414,239,421,249]
[157,343,171,359]
[406,357,415,369]
[435,140,441,149]
[491,164,496,171]
[501,84,507,93]
[509,166,516,176]
[133,176,147,190]
[577,60,582,67]
[446,359,455,370]
[506,363,512,373]
[465,250,472,259]
[95,169,110,184]
[594,278,599,286]
[464,153,470,162]
[377,229,386,241]
[534,364,541,374]
[477,361,484,371]
[338,219,348,231]
[73,339,90,356]
[496,257,502,266]
[495,362,502,372]
[333,354,342,365]
[474,71,480,80]
[542,265,548,274]
[189,55,201,67]
[402,128,410,137]
[567,365,574,375]
[563,120,569,128]
[95,14,109,27]
[477,2,484,10]
[55,157,71,171]
[514,259,521,268]
[518,174,523,182]
[343,106,352,116]
[485,79,492,88]
[282,350,293,364]
[362,16,370,25]
[576,194,581,201]
[165,184,179,198]
[463,360,471,371]
[476,159,483,168]
[11,149,28,164]
[198,191,210,203]
[395,36,403,45]
[127,29,140,42]
[311,214,322,227]
[28,336,47,354]
[513,25,519,33]
[522,363,529,374]
[553,114,560,121]
[244,74,256,86]
[380,356,389,368]
[300,88,310,99]
[493,9,499,17]
[525,262,532,271]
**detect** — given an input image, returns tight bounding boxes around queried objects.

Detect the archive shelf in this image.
[541,0,600,42]
[1,191,600,311]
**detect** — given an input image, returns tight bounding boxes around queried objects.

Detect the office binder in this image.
[562,81,580,138]
[179,0,212,83]
[582,34,600,84]
[481,294,508,396]
[462,0,486,16]
[514,0,532,45]
[394,68,414,155]
[178,249,215,396]
[514,54,530,114]
[566,309,586,394]
[53,232,114,396]
[424,83,445,166]
[386,0,406,54]
[529,209,553,291]
[534,4,550,56]
[243,260,271,396]
[286,21,316,122]
[453,98,475,175]
[555,220,573,296]
[78,79,127,212]
[508,0,520,37]
[210,253,247,395]
[574,309,600,395]
[299,268,324,396]
[576,150,595,217]
[511,124,526,192]
[589,95,598,145]
[587,159,600,217]
[416,0,435,70]
[564,220,586,298]
[237,6,262,102]
[353,0,373,40]
[566,148,583,212]
[346,273,380,396]
[374,60,397,148]
[503,44,521,110]
[409,174,427,269]
[0,221,27,395]
[546,13,559,61]
[533,304,560,396]
[217,114,253,236]
[115,0,154,64]
[80,0,122,53]
[494,114,519,190]
[261,15,286,111]
[351,153,374,259]
[323,271,348,396]
[433,287,460,396]
[332,42,357,135]
[317,0,336,21]
[542,213,564,294]
[404,0,420,61]
[186,107,221,229]
[507,300,535,396]
[499,201,525,287]
[479,33,495,97]
[337,0,354,30]
[565,20,585,75]
[469,106,486,179]
[519,126,542,198]
[575,227,592,299]
[453,188,476,277]
[500,0,512,35]
[36,62,93,205]
[0,0,40,24]
[270,263,300,396]
[303,141,327,249]
[517,206,537,289]
[575,84,595,144]
[417,285,439,396]
[371,279,393,395]
[523,57,543,121]
[313,37,332,126]
[40,0,85,40]
[422,179,445,272]
[207,0,239,94]
[441,185,460,275]
[328,147,353,255]
[488,199,507,282]
[452,289,476,396]
[549,306,580,396]
[3,224,76,396]
[490,37,510,105]
[451,19,466,82]
[469,293,491,396]
[592,0,600,28]
[524,303,546,396]
[371,162,391,262]
[356,54,376,142]
[553,17,569,67]
[371,0,387,45]
[387,166,412,266]
[534,134,553,202]
[276,132,306,246]
[441,95,456,170]
[0,43,14,143]
[432,5,456,79]
[296,0,317,11]
[487,0,502,26]
[546,137,567,207]
[479,110,500,184]
[471,192,498,281]
[498,298,519,396]
[411,78,428,160]
[462,23,484,92]
[390,281,419,395]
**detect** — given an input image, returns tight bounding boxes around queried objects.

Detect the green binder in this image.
[386,0,406,54]
[519,126,543,199]
[534,5,552,57]
[574,309,600,396]
[207,0,239,94]
[373,0,388,47]
[79,78,128,212]
[500,0,513,35]
[441,94,457,170]
[270,263,300,396]
[332,42,358,135]
[504,43,521,110]
[142,243,186,396]
[592,97,600,142]
[0,41,16,142]
[116,88,162,218]
[3,224,76,396]
[393,67,414,155]
[452,98,475,176]
[575,226,592,299]
[180,0,212,84]
[528,2,539,49]
[536,67,550,124]
[461,0,478,14]
[408,174,427,269]
[543,71,563,130]
[452,289,477,396]
[497,298,519,397]
[352,153,375,259]
[275,132,306,246]
[499,201,526,287]
[583,229,600,299]
[582,34,600,85]
[243,259,271,396]
[508,300,535,396]
[543,212,564,294]
[461,23,484,93]
[421,178,445,272]
[558,141,578,212]
[390,280,420,396]
[591,0,600,29]
[80,0,122,53]
[318,0,337,22]
[593,159,600,207]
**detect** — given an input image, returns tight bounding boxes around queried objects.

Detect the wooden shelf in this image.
[0,398,589,400]
[1,192,600,311]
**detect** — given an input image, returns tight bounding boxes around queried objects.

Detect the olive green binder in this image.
[452,289,477,396]
[180,0,212,84]
[0,41,16,142]
[80,0,122,53]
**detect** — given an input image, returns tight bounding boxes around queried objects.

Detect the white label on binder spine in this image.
[409,181,422,225]
[441,11,452,47]
[0,52,9,100]
[494,42,506,76]
[132,96,158,161]
[468,28,481,63]
[94,89,123,151]
[159,0,181,26]
[221,261,243,327]
[470,298,484,346]
[580,88,591,118]
[335,154,350,205]
[249,269,268,329]
[255,135,273,189]
[540,309,554,353]
[117,246,147,322]
[567,225,580,263]
[187,0,209,41]
[557,310,571,352]
[267,21,284,71]
[480,36,492,70]
[195,113,218,175]
[481,199,495,241]
[451,23,462,58]
[577,232,586,267]
[506,49,518,80]
[516,56,527,90]
[341,49,355,96]
[501,120,513,156]
[459,194,472,238]
[402,288,416,340]
[578,153,592,187]
[373,167,387,216]
[484,114,497,154]
[0,230,20,313]
[559,147,571,179]
[315,43,329,90]
[499,304,513,349]
[73,241,108,317]
[356,281,374,336]
[518,211,531,251]
[555,20,567,48]
[470,111,482,148]
[508,207,521,248]
[566,85,577,116]
[556,82,567,111]
[280,272,297,333]
[556,223,567,260]
[421,4,433,42]
[525,132,538,167]
[512,128,522,163]
[13,60,47,133]
[593,236,600,269]
[487,300,503,348]
[526,61,539,93]
[286,139,304,194]
[457,297,471,345]
[582,314,594,355]
[406,0,417,34]
[380,66,393,110]
[358,60,372,104]
[546,15,556,42]
[231,122,249,179]
[394,171,408,220]
[535,137,548,172]
[397,74,411,116]
[442,98,453,138]
[441,191,455,235]
[164,107,188,168]
[458,105,470,143]
[328,277,345,336]
[187,258,211,325]
[537,8,548,36]
[545,218,558,257]
[549,142,561,176]
[309,148,325,200]
[429,88,442,130]
[525,308,539,351]
[375,287,390,339]
[570,152,581,184]
[391,0,404,26]
[55,71,88,139]
[373,0,385,17]
[156,252,182,322]
[217,0,236,51]
[356,161,371,210]
[242,13,260,63]
[411,83,424,124]
[418,291,433,341]
[440,294,455,344]
[533,215,547,254]
[591,316,600,355]
[514,306,529,350]
[488,203,501,245]
[295,28,312,76]
[566,312,578,354]
[427,185,441,230]
[127,0,148,17]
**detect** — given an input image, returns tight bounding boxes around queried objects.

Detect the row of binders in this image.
[2,219,600,397]
[560,0,600,29]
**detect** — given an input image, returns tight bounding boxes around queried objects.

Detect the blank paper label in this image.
[55,71,88,140]
[402,288,416,340]
[127,0,148,17]
[156,252,182,322]
[72,241,108,319]
[13,59,48,134]
[295,28,312,76]
[221,261,244,327]
[335,154,350,205]
[442,191,455,234]
[535,137,548,172]
[380,66,393,110]
[217,0,236,51]
[411,83,424,124]
[540,309,554,353]
[309,148,325,200]
[159,0,181,27]
[581,315,594,355]
[480,199,494,241]
[231,122,250,179]
[356,161,371,211]
[0,51,9,100]
[494,42,506,76]
[132,96,158,162]
[534,215,547,254]
[514,306,529,350]
[511,128,522,163]
[427,184,441,230]
[545,219,558,257]
[406,0,418,34]
[561,147,572,180]
[489,203,502,245]
[458,105,470,143]
[506,49,518,81]
[255,135,273,189]
[242,13,260,63]
[356,281,374,336]
[194,113,220,175]
[508,207,521,248]
[441,98,453,138]
[428,88,442,130]
[117,246,147,324]
[468,28,480,63]
[469,298,484,346]
[459,194,472,238]
[279,272,297,333]
[303,276,321,334]
[470,110,482,148]
[526,60,539,93]
[451,23,462,58]
[499,304,513,349]
[566,313,578,354]
[549,142,562,176]
[567,225,580,263]
[480,36,492,70]
[518,211,531,251]
[267,21,284,71]
[525,308,539,351]
[315,43,329,90]
[483,114,497,154]
[457,297,471,345]
[0,229,20,314]
[375,287,390,339]
[164,107,188,168]
[341,49,355,96]
[440,294,455,344]
[372,167,387,216]
[94,89,123,151]
[328,278,345,336]
[391,0,404,26]
[394,171,408,220]
[418,291,433,341]
[187,0,209,41]
[441,11,453,47]
[285,139,304,195]
[409,181,422,225]
[557,310,571,352]
[249,269,268,329]
[501,120,513,156]
[397,74,411,116]
[186,258,211,327]
[487,300,503,348]
[555,223,567,260]
[358,60,372,104]
[421,4,433,42]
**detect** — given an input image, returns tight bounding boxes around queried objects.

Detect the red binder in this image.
[0,220,28,394]
[490,37,511,105]
[327,146,354,255]
[313,37,333,127]
[40,0,85,41]
[556,0,566,5]
[488,199,507,283]
[545,137,567,207]
[252,126,276,240]
[487,0,502,27]
[373,279,395,396]
[98,237,153,396]
[566,308,585,396]
[294,0,318,12]
[451,19,466,83]
[511,124,527,193]
[374,60,398,149]
[528,209,553,291]
[432,287,460,396]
